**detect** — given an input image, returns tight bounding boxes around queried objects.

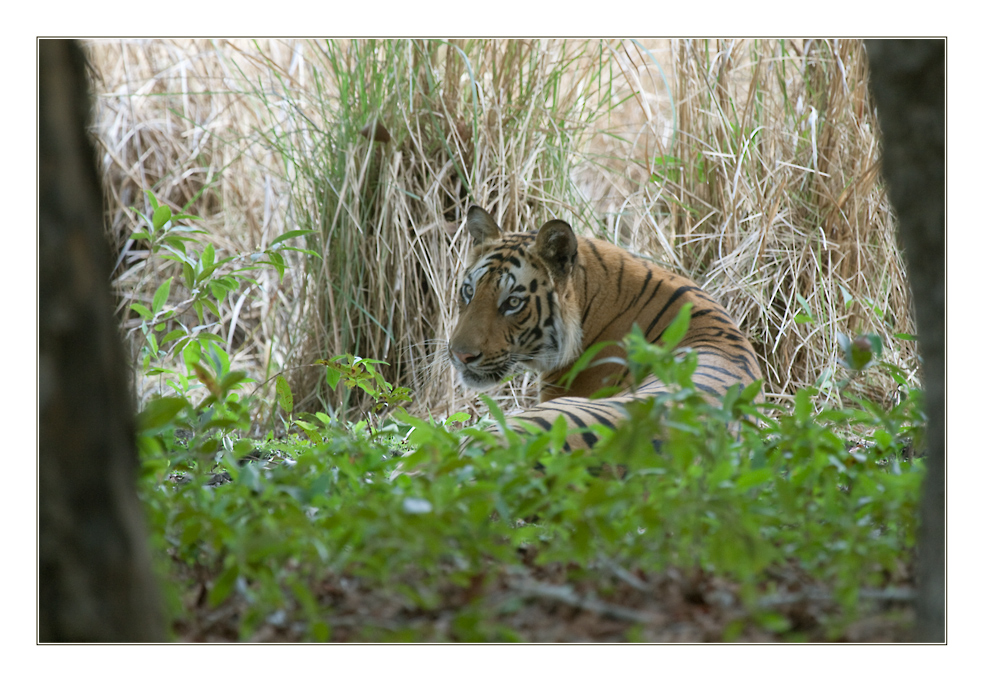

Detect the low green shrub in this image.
[128,190,922,641]
[135,301,922,641]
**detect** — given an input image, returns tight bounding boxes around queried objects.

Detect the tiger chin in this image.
[448,205,762,451]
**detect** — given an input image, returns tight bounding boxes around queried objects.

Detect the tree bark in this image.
[865,39,945,643]
[38,39,164,642]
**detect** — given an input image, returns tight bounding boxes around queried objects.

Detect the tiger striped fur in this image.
[449,206,761,451]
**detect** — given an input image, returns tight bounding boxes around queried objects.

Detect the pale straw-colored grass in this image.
[86,38,916,426]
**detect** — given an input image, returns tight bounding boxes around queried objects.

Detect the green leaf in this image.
[588,385,625,399]
[196,332,226,345]
[867,333,884,357]
[311,621,331,643]
[144,189,160,211]
[209,562,239,607]
[324,364,342,390]
[171,212,202,222]
[220,370,250,392]
[136,396,190,434]
[209,280,229,304]
[658,302,693,350]
[793,387,815,422]
[547,414,569,452]
[202,297,221,319]
[735,468,771,492]
[198,263,221,285]
[202,243,215,270]
[794,294,814,323]
[276,375,294,414]
[159,245,190,262]
[558,340,617,389]
[270,229,317,248]
[280,247,323,259]
[836,331,852,356]
[183,262,195,289]
[151,277,172,315]
[266,251,286,279]
[130,302,152,320]
[755,611,791,633]
[132,208,153,232]
[839,283,854,309]
[152,204,172,231]
[850,342,872,370]
[740,379,763,402]
[839,332,882,371]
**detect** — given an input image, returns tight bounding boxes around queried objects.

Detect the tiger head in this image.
[449,206,584,390]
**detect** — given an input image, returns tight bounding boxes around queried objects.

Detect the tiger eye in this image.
[503,296,523,312]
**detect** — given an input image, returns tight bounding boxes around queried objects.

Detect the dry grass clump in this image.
[256,39,640,418]
[88,39,302,410]
[86,38,916,424]
[610,39,917,407]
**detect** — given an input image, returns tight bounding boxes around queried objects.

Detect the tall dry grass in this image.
[86,38,917,425]
[625,39,916,406]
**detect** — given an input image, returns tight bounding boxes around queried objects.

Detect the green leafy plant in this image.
[273,355,413,445]
[130,191,316,352]
[319,355,412,413]
[135,304,923,642]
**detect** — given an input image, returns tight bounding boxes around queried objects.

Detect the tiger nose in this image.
[452,348,480,365]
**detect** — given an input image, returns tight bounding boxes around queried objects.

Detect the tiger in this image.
[448,205,762,451]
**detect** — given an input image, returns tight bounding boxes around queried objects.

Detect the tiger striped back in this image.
[449,206,761,451]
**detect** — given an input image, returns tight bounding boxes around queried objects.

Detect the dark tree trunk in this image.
[38,39,164,642]
[865,39,945,643]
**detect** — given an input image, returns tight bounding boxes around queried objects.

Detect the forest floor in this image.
[171,551,915,643]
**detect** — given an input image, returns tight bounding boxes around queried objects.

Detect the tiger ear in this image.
[466,206,502,245]
[534,219,578,280]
